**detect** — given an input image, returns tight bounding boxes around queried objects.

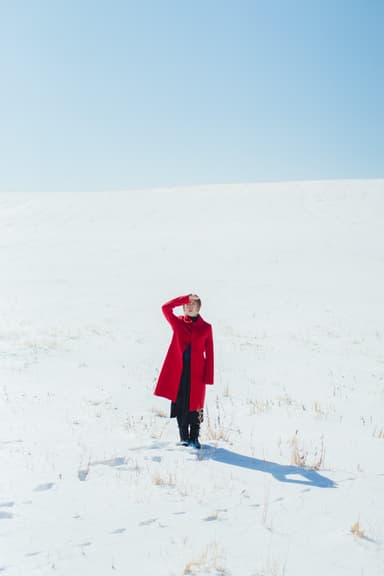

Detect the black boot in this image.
[189,410,202,449]
[178,425,189,446]
[189,424,201,449]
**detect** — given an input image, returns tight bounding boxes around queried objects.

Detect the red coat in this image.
[154,295,214,411]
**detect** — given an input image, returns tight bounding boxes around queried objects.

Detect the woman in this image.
[154,294,214,449]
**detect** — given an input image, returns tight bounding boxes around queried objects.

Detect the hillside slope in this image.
[1,180,383,575]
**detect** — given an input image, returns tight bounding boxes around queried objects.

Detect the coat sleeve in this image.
[162,295,190,327]
[204,325,214,385]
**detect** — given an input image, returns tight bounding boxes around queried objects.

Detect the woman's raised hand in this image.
[189,294,200,302]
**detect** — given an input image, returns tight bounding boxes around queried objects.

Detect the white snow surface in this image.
[0,180,384,575]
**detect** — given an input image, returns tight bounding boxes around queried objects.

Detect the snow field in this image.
[0,181,383,575]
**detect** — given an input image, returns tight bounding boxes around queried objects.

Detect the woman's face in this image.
[183,301,200,317]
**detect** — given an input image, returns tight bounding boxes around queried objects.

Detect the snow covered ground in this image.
[0,180,383,575]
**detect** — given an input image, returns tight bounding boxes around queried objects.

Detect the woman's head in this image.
[183,294,201,317]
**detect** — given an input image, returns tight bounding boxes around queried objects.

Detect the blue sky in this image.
[0,0,383,192]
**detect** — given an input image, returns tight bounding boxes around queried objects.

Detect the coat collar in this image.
[182,314,203,324]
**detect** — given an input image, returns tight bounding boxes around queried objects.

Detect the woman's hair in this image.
[185,295,201,308]
[191,294,201,308]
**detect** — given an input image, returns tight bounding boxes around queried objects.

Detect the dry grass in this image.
[205,399,232,442]
[290,431,305,467]
[253,560,286,576]
[150,422,168,439]
[313,401,326,418]
[290,431,326,470]
[248,398,274,415]
[183,542,229,575]
[152,471,176,487]
[351,520,365,538]
[151,406,168,418]
[247,394,297,415]
[247,394,334,421]
[223,384,231,398]
[373,427,384,439]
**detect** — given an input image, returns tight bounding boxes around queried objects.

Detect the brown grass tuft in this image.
[351,520,365,538]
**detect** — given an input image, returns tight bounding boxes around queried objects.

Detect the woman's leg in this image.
[189,410,203,448]
[176,414,189,444]
[170,345,192,445]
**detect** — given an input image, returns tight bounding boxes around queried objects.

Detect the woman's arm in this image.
[162,295,191,327]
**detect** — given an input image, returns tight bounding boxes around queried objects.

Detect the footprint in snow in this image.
[110,528,126,534]
[150,456,162,463]
[91,457,127,467]
[34,483,55,492]
[109,457,127,467]
[204,515,218,522]
[139,518,157,526]
[78,469,89,482]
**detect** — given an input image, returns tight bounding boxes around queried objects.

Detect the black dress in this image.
[170,316,203,428]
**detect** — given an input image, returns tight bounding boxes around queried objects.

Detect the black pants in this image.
[170,345,203,440]
[176,410,203,441]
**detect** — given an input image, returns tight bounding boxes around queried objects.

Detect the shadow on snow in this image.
[201,446,336,488]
